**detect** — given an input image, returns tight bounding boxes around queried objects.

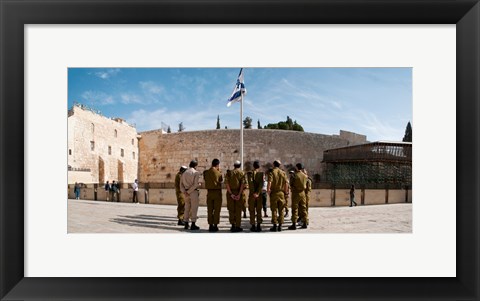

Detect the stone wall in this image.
[67,184,411,207]
[138,129,366,183]
[68,105,139,184]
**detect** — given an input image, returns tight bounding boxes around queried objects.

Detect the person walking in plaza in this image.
[226,160,246,232]
[132,179,139,203]
[104,181,111,202]
[175,166,188,226]
[203,159,223,232]
[350,184,357,207]
[111,180,120,202]
[246,160,264,232]
[74,182,80,200]
[261,174,269,218]
[288,163,309,230]
[180,160,201,230]
[267,160,289,232]
[110,180,116,202]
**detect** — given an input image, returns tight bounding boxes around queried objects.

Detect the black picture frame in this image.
[1,0,479,300]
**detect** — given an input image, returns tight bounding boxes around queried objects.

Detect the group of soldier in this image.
[174,158,312,233]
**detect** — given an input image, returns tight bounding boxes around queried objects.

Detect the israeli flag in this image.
[227,68,246,107]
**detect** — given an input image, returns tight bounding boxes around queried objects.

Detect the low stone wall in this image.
[67,184,412,207]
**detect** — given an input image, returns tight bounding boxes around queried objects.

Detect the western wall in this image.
[138,128,367,183]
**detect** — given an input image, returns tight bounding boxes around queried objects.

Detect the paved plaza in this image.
[68,199,412,233]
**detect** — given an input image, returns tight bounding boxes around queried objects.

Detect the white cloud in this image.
[94,68,120,79]
[128,107,216,133]
[81,91,114,105]
[140,81,163,95]
[120,93,145,105]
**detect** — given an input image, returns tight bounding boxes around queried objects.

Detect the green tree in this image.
[402,121,412,142]
[257,119,261,129]
[216,115,220,129]
[292,120,304,131]
[264,116,304,132]
[167,126,171,133]
[243,116,253,129]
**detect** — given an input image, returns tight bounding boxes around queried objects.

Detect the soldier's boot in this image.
[301,222,308,229]
[184,222,189,230]
[190,222,200,230]
[208,225,214,232]
[230,225,236,232]
[178,219,186,226]
[213,225,219,232]
[284,210,289,218]
[270,224,277,232]
[250,224,256,232]
[236,226,243,232]
[288,223,297,230]
[277,224,282,232]
[256,223,262,232]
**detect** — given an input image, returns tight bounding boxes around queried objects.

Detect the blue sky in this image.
[68,68,412,141]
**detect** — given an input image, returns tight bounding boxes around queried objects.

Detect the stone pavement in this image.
[67,199,412,233]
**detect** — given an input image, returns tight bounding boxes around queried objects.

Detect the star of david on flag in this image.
[227,68,246,107]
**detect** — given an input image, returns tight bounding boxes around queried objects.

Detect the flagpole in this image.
[240,92,244,170]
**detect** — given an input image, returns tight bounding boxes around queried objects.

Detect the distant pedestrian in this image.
[180,160,201,230]
[203,159,223,232]
[175,166,188,226]
[74,182,80,199]
[350,184,357,207]
[132,179,139,203]
[111,180,119,202]
[104,181,111,201]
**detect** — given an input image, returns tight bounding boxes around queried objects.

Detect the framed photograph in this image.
[1,0,479,300]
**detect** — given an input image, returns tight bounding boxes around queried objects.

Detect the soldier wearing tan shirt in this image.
[226,160,246,232]
[203,159,223,232]
[267,160,289,232]
[180,160,201,230]
[288,163,308,230]
[175,166,188,226]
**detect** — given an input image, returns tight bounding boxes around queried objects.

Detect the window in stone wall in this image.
[121,148,124,157]
[133,152,135,159]
[108,146,112,155]
[114,129,117,138]
[69,149,72,155]
[91,123,95,133]
[90,141,95,151]
[132,138,134,145]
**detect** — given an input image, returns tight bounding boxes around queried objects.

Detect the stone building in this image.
[138,129,366,184]
[67,104,367,185]
[67,104,139,184]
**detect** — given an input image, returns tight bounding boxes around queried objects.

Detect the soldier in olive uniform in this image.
[246,160,264,232]
[203,159,223,232]
[175,166,188,226]
[288,163,308,230]
[267,160,289,232]
[226,160,246,232]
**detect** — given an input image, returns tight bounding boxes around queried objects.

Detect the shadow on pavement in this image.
[109,214,276,233]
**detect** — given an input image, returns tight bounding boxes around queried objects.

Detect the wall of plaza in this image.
[138,129,366,184]
[67,185,412,207]
[67,105,139,184]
